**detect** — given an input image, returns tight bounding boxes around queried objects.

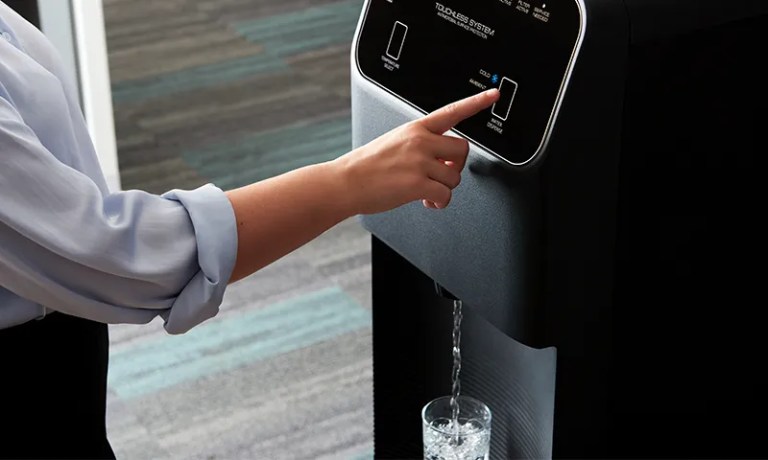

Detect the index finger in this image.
[420,89,500,134]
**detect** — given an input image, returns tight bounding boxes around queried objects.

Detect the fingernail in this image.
[487,88,500,97]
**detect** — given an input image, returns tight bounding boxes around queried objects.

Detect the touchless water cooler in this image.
[351,0,767,458]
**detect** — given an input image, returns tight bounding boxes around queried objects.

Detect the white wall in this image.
[38,0,122,192]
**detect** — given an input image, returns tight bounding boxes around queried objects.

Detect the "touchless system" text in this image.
[435,3,496,39]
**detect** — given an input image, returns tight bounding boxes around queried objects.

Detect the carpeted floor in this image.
[103,0,373,458]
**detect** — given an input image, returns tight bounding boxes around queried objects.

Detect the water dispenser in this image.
[351,0,768,457]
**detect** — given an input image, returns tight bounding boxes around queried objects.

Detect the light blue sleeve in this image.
[0,93,238,334]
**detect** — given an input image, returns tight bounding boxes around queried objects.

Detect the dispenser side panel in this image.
[353,71,544,344]
[607,13,768,457]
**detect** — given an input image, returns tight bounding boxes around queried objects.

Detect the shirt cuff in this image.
[160,184,238,334]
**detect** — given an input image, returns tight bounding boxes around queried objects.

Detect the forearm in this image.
[226,159,355,283]
[225,89,500,283]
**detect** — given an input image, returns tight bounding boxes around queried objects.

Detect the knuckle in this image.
[450,135,467,147]
[452,173,462,188]
[446,136,467,153]
[406,122,424,136]
[405,131,428,150]
[441,188,453,205]
[459,139,470,154]
[397,123,416,139]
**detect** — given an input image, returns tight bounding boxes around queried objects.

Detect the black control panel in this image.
[356,0,584,165]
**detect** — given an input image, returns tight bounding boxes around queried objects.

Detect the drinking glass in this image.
[422,395,492,460]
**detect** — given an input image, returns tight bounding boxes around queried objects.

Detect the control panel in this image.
[355,0,584,165]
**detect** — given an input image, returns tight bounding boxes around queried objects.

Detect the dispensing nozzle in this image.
[434,281,459,301]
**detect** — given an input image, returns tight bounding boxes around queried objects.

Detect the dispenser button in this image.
[386,21,408,60]
[492,77,518,121]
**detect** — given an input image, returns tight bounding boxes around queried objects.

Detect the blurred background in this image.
[103,1,373,458]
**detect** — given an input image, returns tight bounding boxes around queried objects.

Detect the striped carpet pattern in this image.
[103,0,374,458]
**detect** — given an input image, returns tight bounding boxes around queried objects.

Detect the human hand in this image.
[335,88,500,214]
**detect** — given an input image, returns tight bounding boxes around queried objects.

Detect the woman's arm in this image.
[0,88,496,332]
[227,89,499,282]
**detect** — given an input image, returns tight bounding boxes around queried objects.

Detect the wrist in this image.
[322,157,361,219]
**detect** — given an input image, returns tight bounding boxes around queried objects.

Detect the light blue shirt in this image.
[0,3,238,333]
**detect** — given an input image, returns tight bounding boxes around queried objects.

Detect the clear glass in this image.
[422,395,492,460]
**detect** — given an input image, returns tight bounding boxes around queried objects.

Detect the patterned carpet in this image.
[103,0,373,458]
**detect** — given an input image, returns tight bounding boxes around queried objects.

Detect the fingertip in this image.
[486,88,500,101]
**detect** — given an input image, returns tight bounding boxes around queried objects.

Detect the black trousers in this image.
[0,312,116,459]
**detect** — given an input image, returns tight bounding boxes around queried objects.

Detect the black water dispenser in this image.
[351,0,767,457]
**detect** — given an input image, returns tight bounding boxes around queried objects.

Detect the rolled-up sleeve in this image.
[0,95,238,334]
